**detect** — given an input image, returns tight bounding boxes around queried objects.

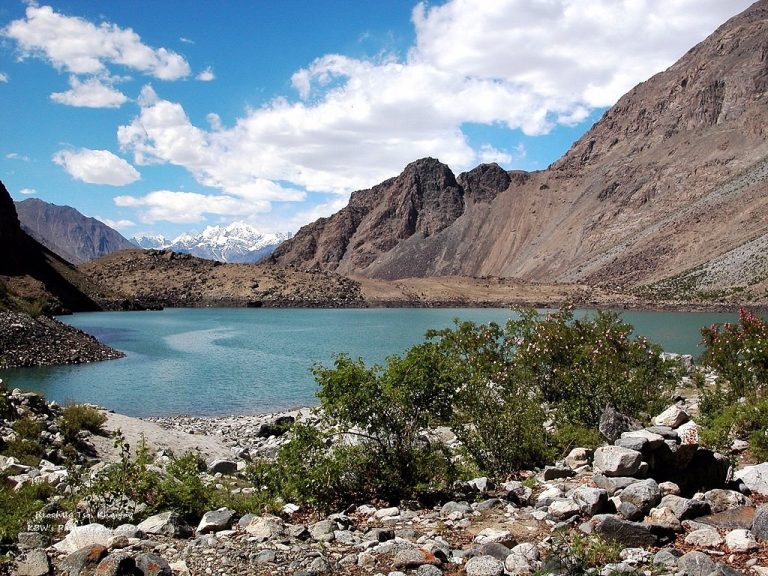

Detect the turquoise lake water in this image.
[0,307,737,417]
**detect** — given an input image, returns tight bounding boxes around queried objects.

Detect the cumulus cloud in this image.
[19,188,37,195]
[99,217,135,229]
[196,67,215,82]
[114,190,270,224]
[3,4,190,79]
[50,75,128,108]
[53,148,141,186]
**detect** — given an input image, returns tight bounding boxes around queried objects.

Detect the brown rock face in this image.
[272,1,768,295]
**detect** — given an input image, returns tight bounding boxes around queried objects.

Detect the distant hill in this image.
[15,198,135,265]
[272,1,768,304]
[0,183,106,313]
[132,222,291,263]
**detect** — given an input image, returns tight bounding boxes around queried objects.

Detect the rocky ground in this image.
[3,378,768,576]
[0,312,124,369]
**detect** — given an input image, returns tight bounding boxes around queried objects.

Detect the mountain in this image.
[0,182,106,312]
[131,222,291,263]
[15,198,135,265]
[272,1,768,302]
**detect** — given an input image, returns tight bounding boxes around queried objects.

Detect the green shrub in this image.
[159,452,213,522]
[3,417,45,465]
[0,482,55,543]
[59,404,107,443]
[545,530,625,575]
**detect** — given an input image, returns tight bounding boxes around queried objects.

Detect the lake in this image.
[0,307,736,417]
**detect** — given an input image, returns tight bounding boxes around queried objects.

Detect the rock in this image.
[391,548,440,569]
[589,514,674,547]
[476,498,504,511]
[196,507,235,534]
[684,527,724,547]
[724,528,759,553]
[676,421,701,446]
[654,405,689,428]
[541,465,575,481]
[734,462,768,496]
[599,406,641,443]
[618,500,644,521]
[593,446,642,477]
[14,549,51,576]
[572,486,608,516]
[658,494,711,520]
[620,429,665,451]
[59,544,108,576]
[94,551,137,575]
[753,504,768,542]
[652,548,681,567]
[135,553,172,576]
[658,481,680,496]
[17,531,47,550]
[465,555,504,576]
[646,507,682,532]
[256,415,295,437]
[168,560,191,576]
[677,551,716,576]
[474,528,516,547]
[416,566,443,576]
[619,479,660,515]
[466,476,494,492]
[375,506,400,519]
[53,524,113,554]
[704,489,750,513]
[593,475,637,495]
[504,553,533,575]
[547,498,581,521]
[207,459,237,475]
[564,447,592,469]
[244,515,285,541]
[309,519,336,542]
[440,501,471,516]
[699,506,756,530]
[479,542,510,561]
[137,511,189,537]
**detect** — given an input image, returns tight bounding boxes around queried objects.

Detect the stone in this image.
[753,503,768,542]
[699,506,756,530]
[658,494,711,520]
[479,542,510,561]
[620,429,665,451]
[684,527,724,547]
[207,459,237,475]
[94,551,137,576]
[168,561,191,576]
[466,476,494,492]
[364,527,395,542]
[593,475,637,495]
[614,436,647,452]
[652,548,681,567]
[60,544,108,576]
[474,528,516,547]
[476,498,504,511]
[658,481,680,496]
[564,447,592,469]
[541,465,575,481]
[465,555,504,576]
[309,519,336,542]
[53,524,113,554]
[547,498,581,521]
[593,446,642,477]
[724,528,759,553]
[196,507,235,534]
[704,489,750,513]
[244,515,285,541]
[589,514,674,547]
[511,543,539,562]
[17,531,47,550]
[14,549,51,576]
[135,553,172,576]
[677,551,716,576]
[391,549,440,569]
[654,405,689,428]
[253,550,277,563]
[734,462,768,496]
[504,553,533,575]
[137,512,189,538]
[599,405,641,443]
[417,565,443,576]
[306,555,330,574]
[618,501,643,521]
[440,501,472,516]
[646,507,682,532]
[572,486,608,516]
[619,479,660,515]
[256,415,294,437]
[375,506,400,519]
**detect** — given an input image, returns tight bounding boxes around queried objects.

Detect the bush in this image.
[0,482,54,544]
[4,417,45,465]
[159,452,213,522]
[59,404,107,443]
[545,530,624,575]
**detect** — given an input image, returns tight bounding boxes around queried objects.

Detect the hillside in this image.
[272,1,768,304]
[80,249,363,308]
[15,198,135,265]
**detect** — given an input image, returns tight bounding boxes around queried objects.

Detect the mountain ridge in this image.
[271,0,768,303]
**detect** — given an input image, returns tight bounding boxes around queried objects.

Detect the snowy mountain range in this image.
[132,222,291,263]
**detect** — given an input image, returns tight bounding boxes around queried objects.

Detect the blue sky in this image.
[0,1,754,239]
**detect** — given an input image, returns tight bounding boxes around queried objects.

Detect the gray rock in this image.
[60,544,108,576]
[734,462,768,496]
[440,501,472,516]
[196,507,235,534]
[135,553,172,576]
[620,429,665,451]
[17,531,47,550]
[589,514,674,547]
[564,447,592,469]
[391,548,441,569]
[479,542,510,561]
[572,486,608,516]
[677,551,716,576]
[417,565,443,576]
[617,500,643,521]
[599,405,641,443]
[724,528,759,553]
[465,555,504,576]
[593,446,643,477]
[619,479,660,515]
[207,459,237,475]
[309,519,336,542]
[244,515,285,541]
[364,527,395,542]
[753,503,768,542]
[476,498,504,511]
[659,494,711,520]
[652,548,681,567]
[684,527,724,547]
[253,550,277,563]
[112,523,143,539]
[504,552,533,575]
[547,498,581,521]
[13,549,51,576]
[541,465,575,481]
[306,555,331,574]
[614,436,647,452]
[593,475,637,495]
[703,489,750,514]
[654,405,689,428]
[53,524,114,554]
[137,511,189,537]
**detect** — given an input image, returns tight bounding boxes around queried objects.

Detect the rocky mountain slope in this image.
[80,249,363,308]
[15,198,135,265]
[0,181,105,313]
[132,222,290,263]
[272,1,768,303]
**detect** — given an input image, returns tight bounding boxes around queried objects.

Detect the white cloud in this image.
[99,217,135,229]
[179,37,194,45]
[50,75,128,108]
[114,190,270,224]
[19,188,36,195]
[196,67,215,82]
[53,149,141,186]
[3,4,190,79]
[0,72,7,83]
[6,152,31,162]
[478,145,512,165]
